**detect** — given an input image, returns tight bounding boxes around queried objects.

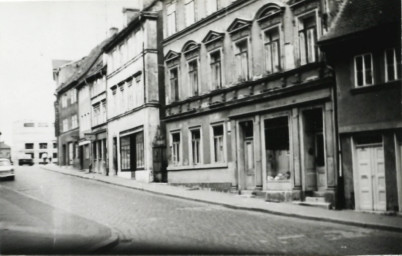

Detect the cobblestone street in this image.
[0,166,401,254]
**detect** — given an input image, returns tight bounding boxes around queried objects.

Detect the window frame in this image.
[169,66,180,102]
[206,0,218,16]
[234,38,250,81]
[385,48,401,82]
[166,1,177,36]
[71,115,78,129]
[263,26,281,74]
[25,143,34,150]
[187,58,199,96]
[354,52,374,87]
[189,127,203,165]
[210,123,226,163]
[170,131,182,166]
[297,11,319,66]
[184,0,196,27]
[209,49,223,90]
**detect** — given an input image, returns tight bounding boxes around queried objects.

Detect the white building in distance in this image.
[12,120,58,165]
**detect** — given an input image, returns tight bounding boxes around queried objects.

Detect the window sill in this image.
[350,80,400,94]
[167,163,228,171]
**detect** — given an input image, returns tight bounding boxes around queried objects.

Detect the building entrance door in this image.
[240,121,255,190]
[356,145,386,211]
[302,109,326,191]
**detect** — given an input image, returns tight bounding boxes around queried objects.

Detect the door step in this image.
[293,197,331,209]
[237,190,266,199]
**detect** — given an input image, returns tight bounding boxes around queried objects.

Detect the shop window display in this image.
[265,117,290,181]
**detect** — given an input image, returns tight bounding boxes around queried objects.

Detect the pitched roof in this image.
[52,59,72,70]
[319,0,400,44]
[57,36,114,94]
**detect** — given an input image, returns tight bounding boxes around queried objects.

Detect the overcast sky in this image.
[0,0,140,145]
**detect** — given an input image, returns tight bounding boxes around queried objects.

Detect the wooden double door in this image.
[355,145,386,211]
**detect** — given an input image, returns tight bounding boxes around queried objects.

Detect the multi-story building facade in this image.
[105,3,165,182]
[76,36,114,173]
[54,59,85,168]
[11,121,57,165]
[319,0,401,212]
[162,0,341,206]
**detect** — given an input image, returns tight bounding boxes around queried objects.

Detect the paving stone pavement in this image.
[3,165,402,255]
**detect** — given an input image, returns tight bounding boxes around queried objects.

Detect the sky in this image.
[0,0,140,145]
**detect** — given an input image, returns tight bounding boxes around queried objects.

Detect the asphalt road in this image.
[0,177,114,254]
[1,165,402,255]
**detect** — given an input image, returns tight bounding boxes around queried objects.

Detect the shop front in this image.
[232,100,337,205]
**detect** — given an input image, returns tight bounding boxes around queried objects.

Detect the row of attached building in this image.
[52,0,402,213]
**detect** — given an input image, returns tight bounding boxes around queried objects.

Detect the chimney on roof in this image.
[122,8,140,27]
[109,27,119,37]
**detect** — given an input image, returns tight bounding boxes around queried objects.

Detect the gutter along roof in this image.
[318,0,400,45]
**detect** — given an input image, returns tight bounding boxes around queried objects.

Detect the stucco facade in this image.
[11,121,57,165]
[162,0,340,205]
[105,4,165,182]
[319,0,401,212]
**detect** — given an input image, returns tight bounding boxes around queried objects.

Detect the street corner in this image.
[0,186,117,254]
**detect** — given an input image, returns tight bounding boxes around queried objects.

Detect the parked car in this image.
[0,158,15,180]
[18,154,34,166]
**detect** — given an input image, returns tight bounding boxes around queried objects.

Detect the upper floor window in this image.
[354,53,373,87]
[264,28,280,74]
[235,39,249,81]
[62,119,68,132]
[385,48,401,82]
[190,129,201,165]
[210,50,222,89]
[70,89,77,104]
[299,15,317,65]
[92,103,100,126]
[184,0,196,27]
[188,59,199,96]
[171,132,181,165]
[206,0,218,16]
[39,143,48,149]
[25,143,34,150]
[167,2,177,36]
[24,122,35,127]
[170,67,179,102]
[71,115,78,129]
[53,143,57,149]
[61,94,67,108]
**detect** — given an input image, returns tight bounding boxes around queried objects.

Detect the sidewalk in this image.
[40,164,402,233]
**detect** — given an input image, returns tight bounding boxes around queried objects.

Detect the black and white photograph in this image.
[0,0,401,254]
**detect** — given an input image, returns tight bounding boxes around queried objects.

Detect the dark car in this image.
[19,158,34,166]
